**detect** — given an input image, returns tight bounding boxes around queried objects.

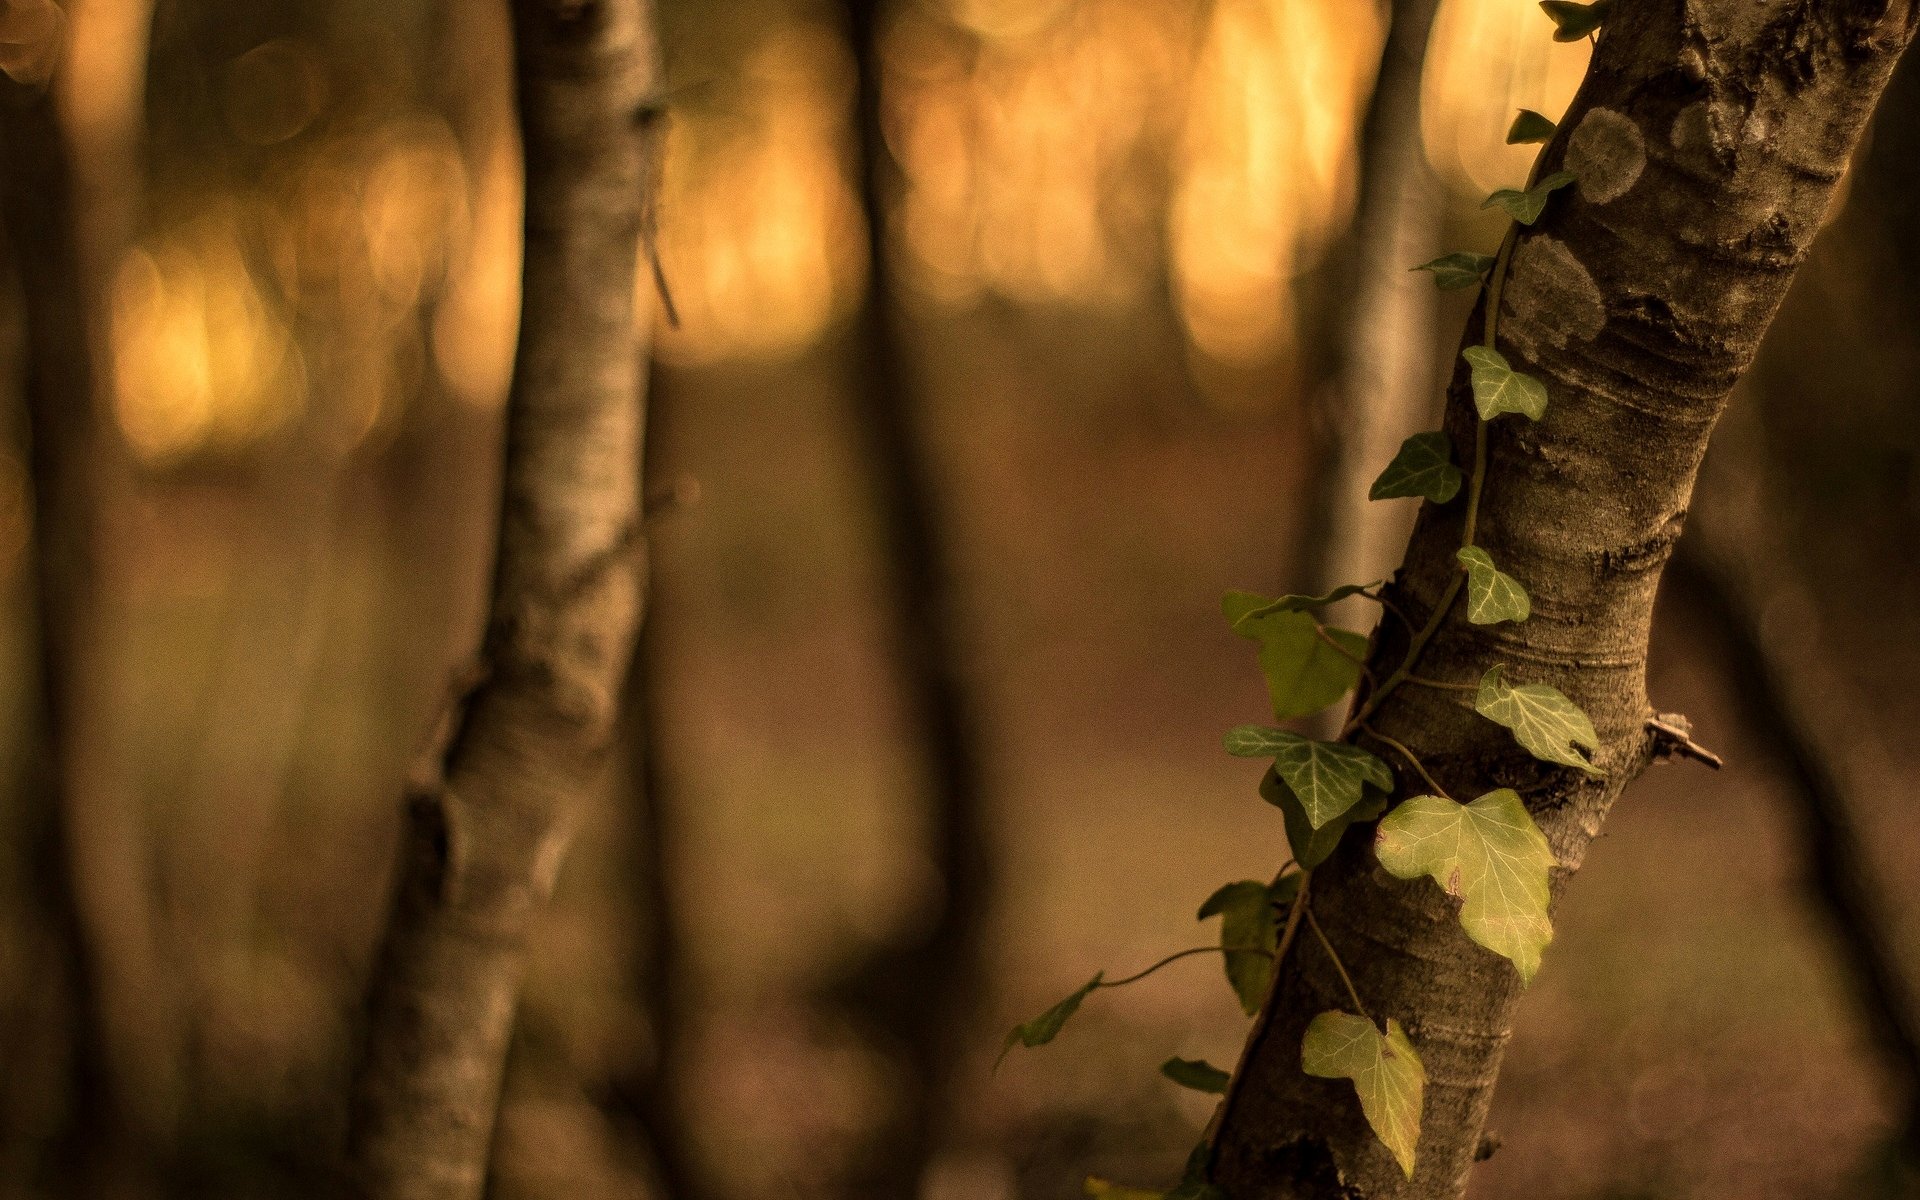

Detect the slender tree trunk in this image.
[831,1,996,1196]
[1208,4,1919,1196]
[343,3,661,1197]
[1300,0,1442,611]
[599,367,717,1200]
[0,31,170,1194]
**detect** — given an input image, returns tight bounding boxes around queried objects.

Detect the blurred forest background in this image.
[1,0,1919,1197]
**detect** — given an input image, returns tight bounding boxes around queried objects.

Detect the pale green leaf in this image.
[1540,0,1612,41]
[1231,608,1366,719]
[1262,769,1387,868]
[1374,789,1557,980]
[1412,252,1495,291]
[1371,431,1463,503]
[1301,1012,1425,1178]
[1474,665,1603,776]
[1455,546,1531,625]
[1221,589,1269,627]
[1506,109,1557,144]
[1462,346,1547,421]
[1481,170,1577,225]
[1160,1056,1232,1094]
[1256,731,1395,829]
[1000,974,1101,1065]
[1196,877,1278,1014]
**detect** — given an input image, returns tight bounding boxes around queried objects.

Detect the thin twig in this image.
[1359,724,1451,799]
[1099,944,1277,990]
[1305,904,1369,1021]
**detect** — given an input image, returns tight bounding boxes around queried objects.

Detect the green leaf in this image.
[1263,769,1387,868]
[1505,109,1557,144]
[1222,589,1269,627]
[1370,431,1463,503]
[1374,789,1557,980]
[1481,170,1577,225]
[1000,974,1102,1065]
[1474,665,1603,776]
[1272,732,1394,829]
[1540,0,1612,41]
[1230,608,1367,719]
[1301,1012,1425,1179]
[1461,346,1547,421]
[1160,1056,1232,1094]
[1195,878,1284,1014]
[1412,252,1495,291]
[1455,546,1531,625]
[1229,582,1382,621]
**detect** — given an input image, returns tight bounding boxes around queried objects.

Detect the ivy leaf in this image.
[1461,346,1547,421]
[1301,1012,1425,1179]
[1540,0,1612,41]
[1455,546,1531,625]
[1475,665,1603,776]
[1263,769,1388,868]
[1505,109,1557,144]
[1262,731,1395,829]
[1229,582,1382,621]
[1083,1181,1168,1200]
[1230,607,1367,719]
[1197,877,1279,1014]
[1160,1056,1232,1095]
[1481,170,1577,225]
[1370,431,1463,503]
[1412,252,1495,291]
[1374,789,1557,980]
[1000,974,1102,1065]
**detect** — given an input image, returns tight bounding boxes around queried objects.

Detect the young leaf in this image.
[1475,665,1603,776]
[1000,974,1102,1065]
[1481,170,1577,225]
[1231,608,1367,719]
[1374,789,1557,980]
[1263,769,1387,868]
[1455,546,1531,624]
[1082,1180,1167,1200]
[1196,877,1282,1014]
[1505,109,1557,144]
[1222,589,1271,627]
[1265,732,1395,829]
[1230,582,1382,620]
[1462,346,1548,421]
[1540,0,1612,41]
[1412,252,1495,291]
[1196,878,1269,921]
[1301,1012,1425,1179]
[1160,1056,1232,1095]
[1371,431,1463,503]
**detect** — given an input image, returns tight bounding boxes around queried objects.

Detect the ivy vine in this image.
[999,3,1616,1192]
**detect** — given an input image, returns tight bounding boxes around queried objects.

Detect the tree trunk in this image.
[1208,3,1919,1196]
[343,3,661,1197]
[0,27,172,1193]
[831,1,997,1196]
[1300,0,1442,614]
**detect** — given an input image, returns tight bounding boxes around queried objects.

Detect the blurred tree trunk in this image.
[1207,5,1919,1197]
[0,9,173,1193]
[1299,0,1441,628]
[343,2,661,1197]
[831,1,997,1195]
[1671,450,1920,1162]
[598,366,718,1200]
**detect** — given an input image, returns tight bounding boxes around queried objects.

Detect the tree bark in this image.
[343,3,661,1198]
[1208,3,1919,1196]
[831,1,997,1196]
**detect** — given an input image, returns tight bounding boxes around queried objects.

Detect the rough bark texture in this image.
[1210,3,1919,1196]
[343,3,660,1197]
[1302,0,1443,613]
[832,1,996,1195]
